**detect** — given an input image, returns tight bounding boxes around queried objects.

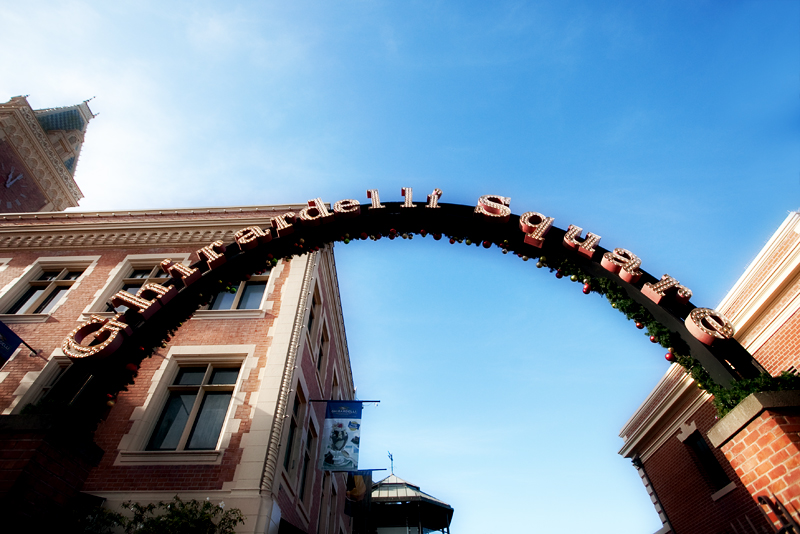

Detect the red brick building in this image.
[0,206,357,534]
[620,212,800,533]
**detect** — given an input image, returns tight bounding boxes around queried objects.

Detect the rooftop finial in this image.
[388,451,394,474]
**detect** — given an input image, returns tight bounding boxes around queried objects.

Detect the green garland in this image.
[545,256,800,416]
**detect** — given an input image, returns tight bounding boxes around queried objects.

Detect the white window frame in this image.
[8,350,71,414]
[193,260,282,320]
[0,256,99,323]
[80,253,191,321]
[115,344,255,466]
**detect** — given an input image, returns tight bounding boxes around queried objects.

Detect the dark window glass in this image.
[129,269,151,279]
[186,392,232,450]
[685,431,731,490]
[37,271,60,281]
[8,287,44,314]
[35,287,68,314]
[63,271,83,280]
[209,290,236,310]
[210,368,239,385]
[147,392,196,450]
[284,418,297,470]
[238,282,266,309]
[122,284,143,296]
[174,367,206,385]
[299,452,311,500]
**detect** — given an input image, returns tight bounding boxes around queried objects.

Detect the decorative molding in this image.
[0,206,308,250]
[116,450,223,466]
[261,252,316,494]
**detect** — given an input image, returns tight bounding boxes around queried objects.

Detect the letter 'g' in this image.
[62,314,132,360]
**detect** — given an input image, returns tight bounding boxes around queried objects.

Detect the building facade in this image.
[0,206,357,534]
[620,212,800,533]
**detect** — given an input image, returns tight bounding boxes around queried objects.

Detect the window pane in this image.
[237,282,266,310]
[147,392,196,450]
[174,367,206,385]
[209,290,236,310]
[210,368,239,385]
[129,269,151,279]
[284,418,297,470]
[35,287,68,314]
[37,271,60,281]
[122,283,143,295]
[186,392,232,450]
[8,287,44,314]
[63,271,83,280]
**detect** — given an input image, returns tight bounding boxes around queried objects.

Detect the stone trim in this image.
[707,390,800,447]
[260,252,316,494]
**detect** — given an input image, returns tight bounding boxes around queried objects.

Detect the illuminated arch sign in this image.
[59,189,765,417]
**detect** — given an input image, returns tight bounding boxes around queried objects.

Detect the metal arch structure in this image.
[49,196,765,429]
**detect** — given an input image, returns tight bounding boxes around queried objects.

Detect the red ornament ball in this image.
[360,232,368,240]
[635,322,644,329]
[665,352,676,362]
[449,238,455,244]
[375,234,382,240]
[125,363,139,372]
[482,240,491,248]
[649,335,657,343]
[555,270,563,279]
[433,233,442,241]
[420,229,427,236]
[582,284,591,294]
[389,228,397,235]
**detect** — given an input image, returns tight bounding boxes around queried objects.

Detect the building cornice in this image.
[619,364,710,461]
[0,204,307,249]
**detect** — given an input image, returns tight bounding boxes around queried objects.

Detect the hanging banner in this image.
[320,401,363,471]
[0,320,23,365]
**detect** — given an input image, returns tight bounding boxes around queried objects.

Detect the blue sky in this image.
[2,1,798,532]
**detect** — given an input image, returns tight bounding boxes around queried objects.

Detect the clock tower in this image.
[0,96,94,213]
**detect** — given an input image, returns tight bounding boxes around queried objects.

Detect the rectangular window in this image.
[308,289,320,336]
[282,388,306,477]
[206,270,270,311]
[6,268,84,315]
[107,265,170,312]
[317,325,329,373]
[147,364,240,451]
[298,427,316,502]
[684,431,731,490]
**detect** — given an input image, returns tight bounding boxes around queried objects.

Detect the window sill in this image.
[0,313,50,324]
[193,309,267,320]
[710,481,736,501]
[81,309,269,322]
[115,450,223,466]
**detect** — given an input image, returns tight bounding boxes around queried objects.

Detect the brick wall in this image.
[643,400,768,533]
[718,408,800,529]
[82,255,293,493]
[0,415,102,529]
[751,308,800,375]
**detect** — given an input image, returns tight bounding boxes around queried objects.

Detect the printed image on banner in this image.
[320,401,362,471]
